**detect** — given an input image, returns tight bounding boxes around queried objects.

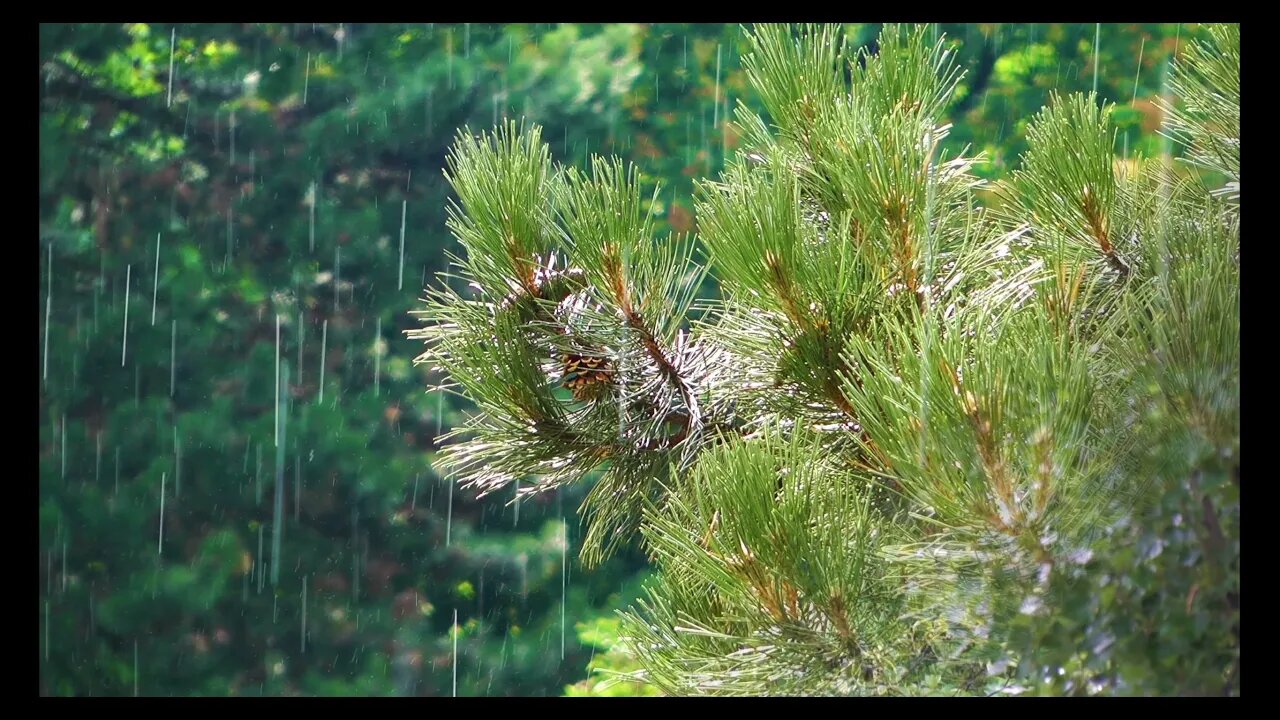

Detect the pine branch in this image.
[413,22,1238,696]
[1160,24,1240,195]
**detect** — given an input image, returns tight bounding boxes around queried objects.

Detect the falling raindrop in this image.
[121,264,131,367]
[1092,23,1101,97]
[166,27,176,108]
[301,575,308,653]
[158,471,167,554]
[452,608,459,697]
[713,43,722,132]
[272,365,287,587]
[275,315,282,448]
[373,318,382,397]
[303,52,311,105]
[398,200,407,291]
[499,631,508,671]
[152,234,160,326]
[318,319,328,404]
[256,523,265,594]
[1131,37,1146,105]
[43,243,51,384]
[169,319,177,398]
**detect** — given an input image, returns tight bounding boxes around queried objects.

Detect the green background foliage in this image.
[40,22,1202,696]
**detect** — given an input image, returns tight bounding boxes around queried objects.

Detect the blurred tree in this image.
[937,23,1210,179]
[39,21,653,697]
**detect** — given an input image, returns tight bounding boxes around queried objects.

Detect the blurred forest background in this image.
[39,22,1202,697]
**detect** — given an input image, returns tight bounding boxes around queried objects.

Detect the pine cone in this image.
[561,353,613,401]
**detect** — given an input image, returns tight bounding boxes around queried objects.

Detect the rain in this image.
[120,264,130,366]
[36,21,1219,698]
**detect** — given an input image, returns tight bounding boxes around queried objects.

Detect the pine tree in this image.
[412,23,1239,696]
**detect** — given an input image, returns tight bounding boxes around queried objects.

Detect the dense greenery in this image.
[415,23,1237,696]
[40,23,1207,697]
[39,22,659,696]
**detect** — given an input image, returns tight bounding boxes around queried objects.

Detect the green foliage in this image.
[413,119,715,569]
[39,22,659,697]
[562,576,664,697]
[41,22,1208,697]
[938,23,1212,178]
[1014,93,1119,255]
[626,430,944,695]
[1162,24,1239,197]
[563,617,662,697]
[417,23,1239,697]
